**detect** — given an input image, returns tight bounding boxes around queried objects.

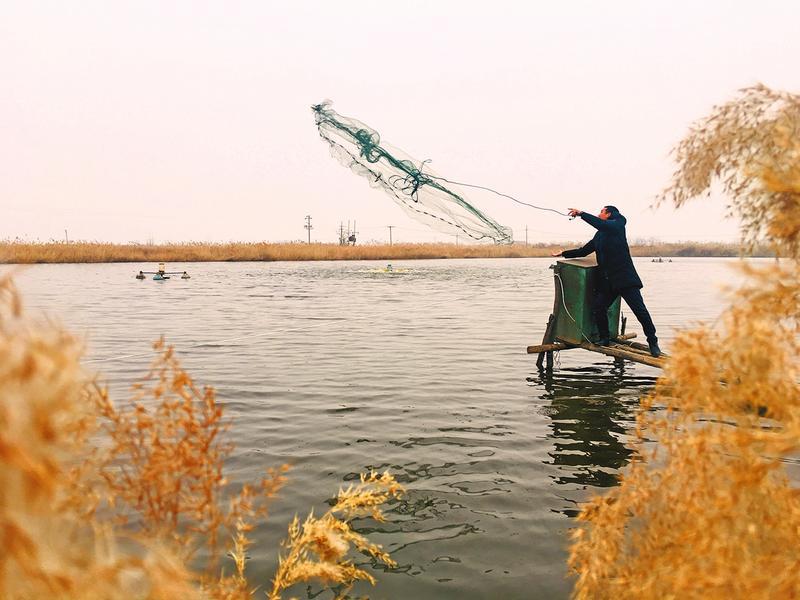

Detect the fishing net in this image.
[312,100,514,244]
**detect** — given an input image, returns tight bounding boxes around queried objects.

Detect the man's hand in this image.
[568,208,582,218]
[551,250,563,257]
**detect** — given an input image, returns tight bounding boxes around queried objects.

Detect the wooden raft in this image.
[527,334,667,369]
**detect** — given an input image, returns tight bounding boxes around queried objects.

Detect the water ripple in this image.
[6,257,749,600]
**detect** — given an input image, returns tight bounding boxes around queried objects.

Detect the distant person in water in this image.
[552,205,661,358]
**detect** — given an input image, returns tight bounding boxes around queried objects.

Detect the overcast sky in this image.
[2,1,798,245]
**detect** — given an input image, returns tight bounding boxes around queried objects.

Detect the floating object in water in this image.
[135,262,190,281]
[527,257,668,369]
[366,266,410,274]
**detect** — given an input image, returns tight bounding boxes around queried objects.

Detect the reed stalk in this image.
[0,240,774,264]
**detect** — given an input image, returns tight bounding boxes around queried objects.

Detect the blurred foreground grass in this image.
[569,85,800,598]
[0,278,402,599]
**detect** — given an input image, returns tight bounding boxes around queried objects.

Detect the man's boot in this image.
[648,338,662,358]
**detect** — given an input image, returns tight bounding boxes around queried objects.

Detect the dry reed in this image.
[86,339,288,569]
[270,471,403,599]
[0,276,401,598]
[0,241,571,263]
[0,274,197,598]
[0,240,773,265]
[570,85,800,597]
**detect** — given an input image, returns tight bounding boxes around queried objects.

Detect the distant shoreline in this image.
[0,241,773,264]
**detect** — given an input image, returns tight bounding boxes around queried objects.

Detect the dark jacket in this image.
[561,212,643,291]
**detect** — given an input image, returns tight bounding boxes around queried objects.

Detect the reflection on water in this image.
[7,258,739,599]
[529,364,657,516]
[341,419,516,586]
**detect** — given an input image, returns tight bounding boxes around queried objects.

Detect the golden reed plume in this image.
[569,85,800,597]
[270,471,403,599]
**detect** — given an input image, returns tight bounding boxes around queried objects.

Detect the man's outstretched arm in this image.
[580,212,623,232]
[557,239,595,258]
[568,208,624,233]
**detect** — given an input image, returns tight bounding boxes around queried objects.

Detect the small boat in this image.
[136,262,190,281]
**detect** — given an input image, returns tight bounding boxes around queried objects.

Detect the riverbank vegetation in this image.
[0,276,402,598]
[0,240,773,264]
[569,85,800,597]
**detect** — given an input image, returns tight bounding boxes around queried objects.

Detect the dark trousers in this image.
[592,285,657,343]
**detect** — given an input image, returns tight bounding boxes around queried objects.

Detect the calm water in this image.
[10,257,745,598]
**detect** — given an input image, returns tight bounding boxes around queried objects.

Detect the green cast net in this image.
[312,100,515,244]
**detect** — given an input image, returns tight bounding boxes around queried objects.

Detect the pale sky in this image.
[2,1,798,245]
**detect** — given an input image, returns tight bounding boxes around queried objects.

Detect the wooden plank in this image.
[615,338,657,353]
[621,345,657,358]
[527,333,637,355]
[536,312,557,368]
[611,338,670,363]
[528,341,573,354]
[575,341,667,369]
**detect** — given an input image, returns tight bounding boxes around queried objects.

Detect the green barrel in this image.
[552,258,620,344]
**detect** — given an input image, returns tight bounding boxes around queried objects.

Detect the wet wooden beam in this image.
[528,333,667,368]
[535,313,557,369]
[614,338,652,353]
[527,341,572,353]
[574,341,667,369]
[527,333,637,355]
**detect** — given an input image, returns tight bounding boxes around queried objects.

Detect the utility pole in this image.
[339,222,345,245]
[525,225,528,246]
[387,225,394,246]
[304,215,313,243]
[456,234,459,246]
[64,229,69,243]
